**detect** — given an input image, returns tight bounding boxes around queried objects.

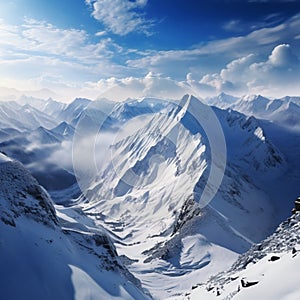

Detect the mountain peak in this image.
[70,97,92,107]
[51,121,75,137]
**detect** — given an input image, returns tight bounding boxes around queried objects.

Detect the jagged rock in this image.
[0,158,58,227]
[241,278,259,288]
[269,255,280,262]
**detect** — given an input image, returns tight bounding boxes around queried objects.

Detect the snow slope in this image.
[0,154,150,300]
[188,211,300,300]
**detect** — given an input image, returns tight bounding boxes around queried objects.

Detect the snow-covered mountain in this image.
[111,97,170,122]
[51,121,75,139]
[0,153,150,300]
[187,211,300,299]
[57,97,92,125]
[0,93,299,299]
[0,101,58,131]
[211,94,300,131]
[71,95,297,298]
[206,92,239,109]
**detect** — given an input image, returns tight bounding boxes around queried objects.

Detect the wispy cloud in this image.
[95,30,107,37]
[223,20,245,32]
[127,14,300,79]
[0,18,133,100]
[223,13,284,33]
[0,18,124,65]
[86,0,153,36]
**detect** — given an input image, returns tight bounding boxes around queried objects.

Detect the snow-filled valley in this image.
[0,93,299,299]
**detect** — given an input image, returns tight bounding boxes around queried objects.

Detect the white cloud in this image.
[267,43,298,66]
[223,20,244,32]
[87,0,152,36]
[95,30,107,37]
[0,18,136,101]
[1,12,300,102]
[0,17,130,64]
[193,44,300,97]
[17,18,125,63]
[127,14,300,79]
[85,72,192,101]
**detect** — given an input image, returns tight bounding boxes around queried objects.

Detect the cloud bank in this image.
[195,43,300,97]
[84,44,300,100]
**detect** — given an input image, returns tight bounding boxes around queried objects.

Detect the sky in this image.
[0,0,300,101]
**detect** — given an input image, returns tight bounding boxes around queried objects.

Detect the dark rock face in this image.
[293,198,300,212]
[269,255,280,262]
[172,196,201,235]
[241,278,259,288]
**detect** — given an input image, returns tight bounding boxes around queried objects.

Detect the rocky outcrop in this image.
[0,158,58,227]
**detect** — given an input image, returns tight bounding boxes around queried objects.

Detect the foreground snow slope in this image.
[0,153,150,300]
[188,211,300,299]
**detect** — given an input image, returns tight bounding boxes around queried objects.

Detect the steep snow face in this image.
[83,99,209,239]
[0,155,150,300]
[188,212,300,300]
[57,97,92,125]
[216,109,285,176]
[74,95,287,299]
[81,95,227,238]
[232,95,271,114]
[29,126,62,144]
[51,121,75,139]
[17,95,66,117]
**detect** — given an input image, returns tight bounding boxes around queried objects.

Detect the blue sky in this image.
[0,0,300,101]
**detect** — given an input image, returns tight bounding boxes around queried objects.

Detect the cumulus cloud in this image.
[192,44,300,97]
[86,0,152,35]
[86,72,192,101]
[267,43,298,66]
